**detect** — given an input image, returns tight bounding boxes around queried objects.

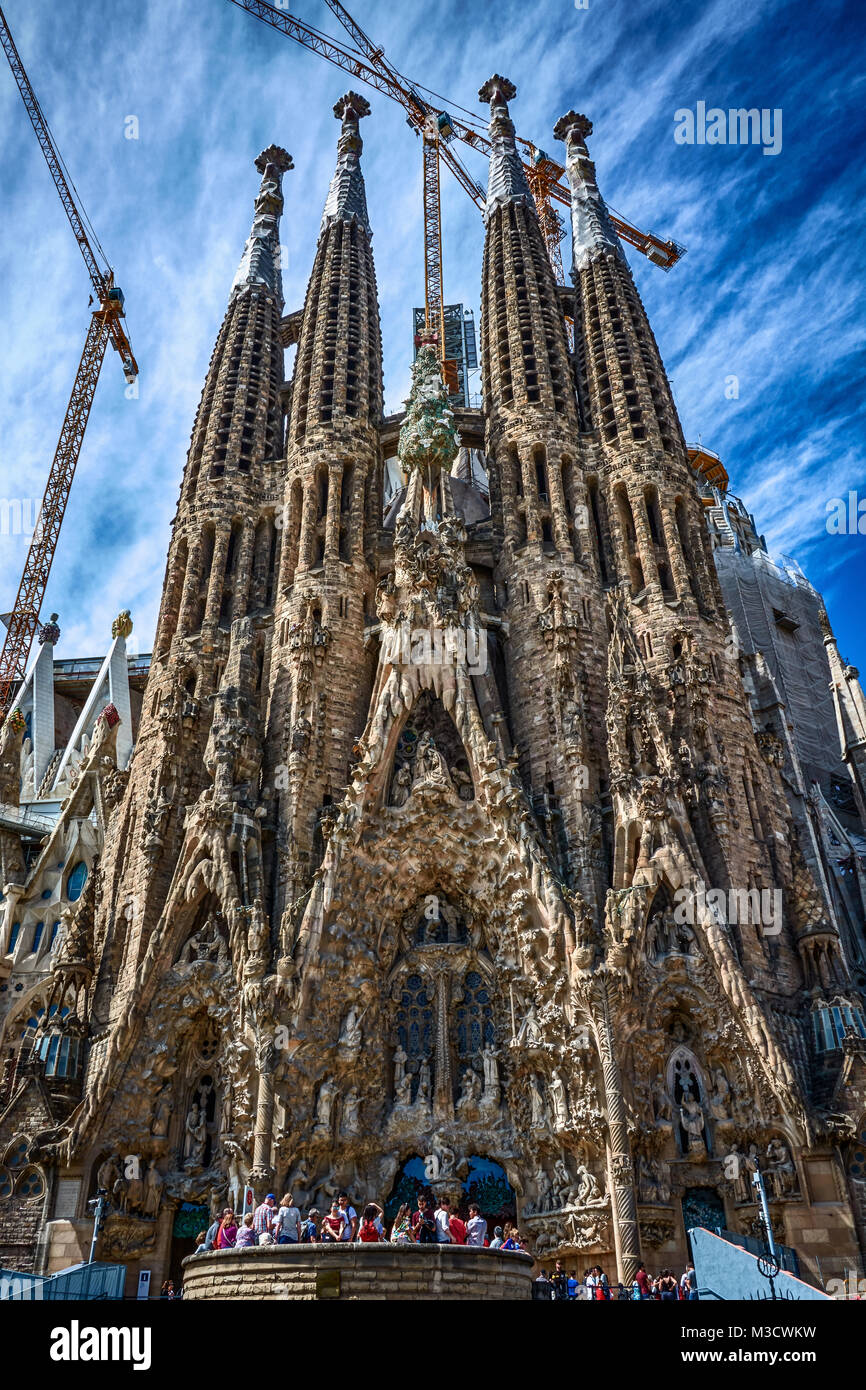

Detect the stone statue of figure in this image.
[412,731,451,789]
[481,1046,499,1101]
[416,1059,432,1105]
[97,1154,122,1197]
[341,1088,361,1136]
[393,1045,408,1091]
[550,1069,570,1128]
[766,1138,797,1198]
[709,1066,731,1120]
[457,1067,482,1111]
[338,1005,363,1055]
[534,1165,554,1213]
[575,1163,604,1206]
[553,1156,572,1207]
[315,1077,336,1133]
[390,763,413,807]
[142,1161,164,1219]
[247,900,270,960]
[652,1074,673,1122]
[393,1071,413,1109]
[151,1090,173,1140]
[727,1145,751,1204]
[529,1073,547,1129]
[516,1002,543,1048]
[183,1102,206,1167]
[423,1134,456,1182]
[680,1094,706,1152]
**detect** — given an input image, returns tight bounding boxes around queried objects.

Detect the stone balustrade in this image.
[182,1241,533,1301]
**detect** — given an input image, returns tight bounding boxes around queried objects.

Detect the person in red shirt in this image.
[358,1203,384,1242]
[449,1211,467,1245]
[635,1261,652,1300]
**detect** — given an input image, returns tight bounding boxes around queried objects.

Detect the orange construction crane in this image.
[230,0,685,293]
[0,5,138,717]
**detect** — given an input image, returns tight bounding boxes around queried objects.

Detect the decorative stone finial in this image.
[553,110,593,146]
[334,92,371,124]
[320,92,372,233]
[478,75,516,108]
[38,612,60,646]
[112,610,133,640]
[397,346,457,476]
[255,145,293,175]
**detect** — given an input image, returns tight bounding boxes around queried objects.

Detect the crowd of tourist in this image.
[532,1259,699,1301]
[192,1190,529,1252]
[187,1192,700,1301]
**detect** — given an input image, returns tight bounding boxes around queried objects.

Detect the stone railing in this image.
[182,1241,533,1301]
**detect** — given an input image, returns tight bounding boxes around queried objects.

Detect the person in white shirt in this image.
[337,1191,357,1241]
[274,1193,302,1244]
[434,1198,453,1242]
[466,1203,487,1247]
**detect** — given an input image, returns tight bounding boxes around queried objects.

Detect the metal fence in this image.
[0,1261,125,1300]
[715,1227,801,1277]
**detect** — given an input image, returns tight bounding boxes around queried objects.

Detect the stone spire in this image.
[553,111,623,271]
[478,75,532,222]
[290,92,382,445]
[553,105,686,464]
[477,75,574,428]
[320,92,371,236]
[231,144,293,302]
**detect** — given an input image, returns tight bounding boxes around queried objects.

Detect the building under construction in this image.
[0,59,864,1300]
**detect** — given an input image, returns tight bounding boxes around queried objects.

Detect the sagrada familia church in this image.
[2,78,866,1293]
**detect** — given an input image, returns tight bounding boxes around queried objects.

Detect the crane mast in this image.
[229,0,685,272]
[0,5,138,716]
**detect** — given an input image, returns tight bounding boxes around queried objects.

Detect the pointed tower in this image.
[268,94,383,950]
[68,147,293,1121]
[553,110,720,620]
[477,76,607,904]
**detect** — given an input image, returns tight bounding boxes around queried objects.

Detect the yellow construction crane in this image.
[0,6,138,717]
[230,0,685,355]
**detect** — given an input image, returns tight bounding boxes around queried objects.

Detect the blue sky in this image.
[0,0,863,669]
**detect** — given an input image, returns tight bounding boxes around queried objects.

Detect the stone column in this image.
[231,518,257,622]
[628,487,660,591]
[519,445,541,545]
[176,534,204,637]
[594,973,640,1282]
[204,525,232,627]
[546,451,572,555]
[250,1032,276,1192]
[660,500,694,609]
[324,462,343,562]
[433,966,453,1123]
[297,482,318,574]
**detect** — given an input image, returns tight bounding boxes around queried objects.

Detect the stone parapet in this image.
[182,1243,533,1301]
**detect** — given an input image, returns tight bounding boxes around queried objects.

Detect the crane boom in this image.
[0,5,139,365]
[0,315,111,714]
[229,0,684,270]
[0,5,138,714]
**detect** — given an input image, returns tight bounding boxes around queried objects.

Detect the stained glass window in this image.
[395,973,432,1059]
[66,861,88,902]
[456,970,494,1057]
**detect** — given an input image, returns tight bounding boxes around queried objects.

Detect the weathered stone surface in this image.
[181,1244,533,1301]
[0,79,864,1299]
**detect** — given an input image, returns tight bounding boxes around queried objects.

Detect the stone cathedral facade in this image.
[2,78,866,1291]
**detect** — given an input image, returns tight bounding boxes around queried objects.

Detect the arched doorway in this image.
[171,1201,209,1289]
[386,1155,516,1230]
[681,1186,725,1257]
